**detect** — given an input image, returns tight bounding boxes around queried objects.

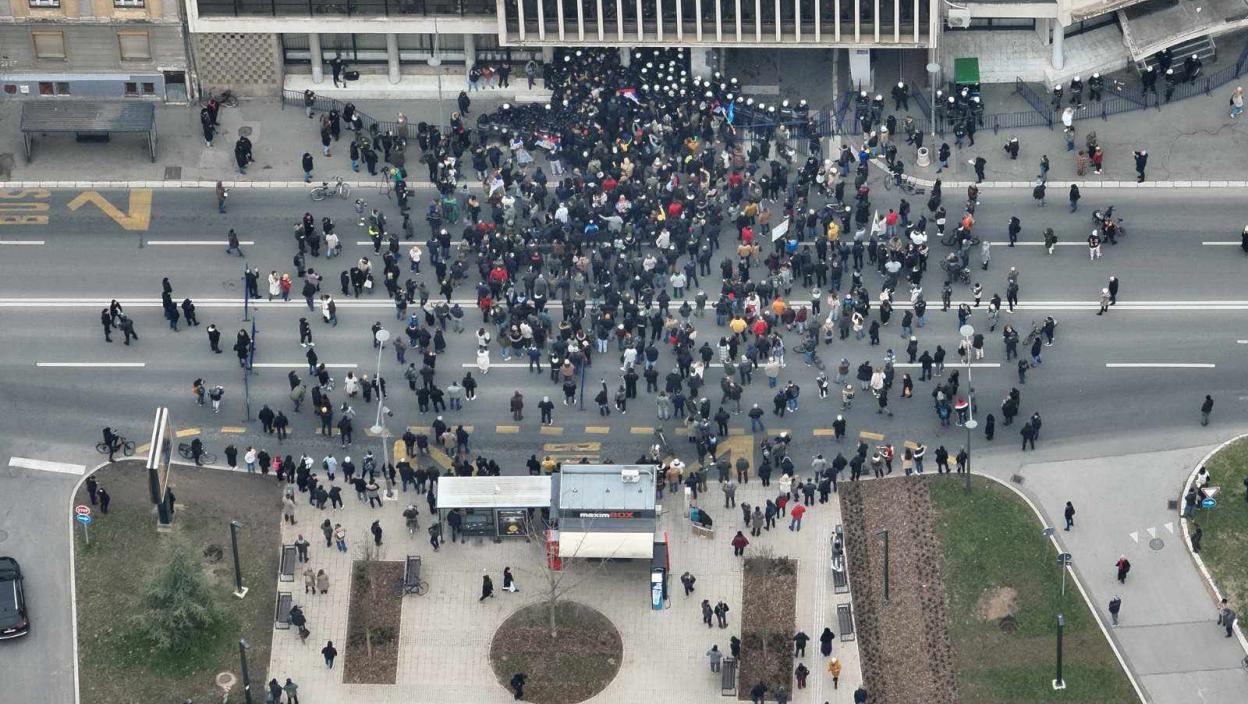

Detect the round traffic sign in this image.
[74,504,91,516]
[75,514,93,525]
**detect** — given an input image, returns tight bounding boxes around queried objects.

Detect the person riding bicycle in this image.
[102,427,121,462]
[190,438,205,467]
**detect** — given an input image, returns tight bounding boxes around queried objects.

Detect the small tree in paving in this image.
[523,517,616,638]
[742,547,797,689]
[351,544,396,658]
[131,540,224,654]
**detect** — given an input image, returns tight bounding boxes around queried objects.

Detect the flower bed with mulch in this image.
[841,478,958,704]
[738,554,797,700]
[489,601,622,704]
[344,560,404,684]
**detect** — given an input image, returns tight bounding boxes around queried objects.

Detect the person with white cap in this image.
[1098,287,1111,315]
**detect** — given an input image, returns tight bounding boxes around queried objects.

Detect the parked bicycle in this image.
[199,90,238,109]
[95,436,136,457]
[177,442,218,465]
[310,176,351,201]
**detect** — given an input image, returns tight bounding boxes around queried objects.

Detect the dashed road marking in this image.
[539,426,564,436]
[630,427,654,434]
[0,240,45,245]
[35,361,145,368]
[219,426,247,433]
[1105,363,1216,368]
[252,363,359,369]
[495,425,520,433]
[147,240,256,246]
[584,426,611,434]
[175,428,201,438]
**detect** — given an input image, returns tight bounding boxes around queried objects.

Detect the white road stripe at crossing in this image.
[1201,242,1242,246]
[8,456,86,475]
[0,240,46,245]
[146,240,256,246]
[251,362,359,369]
[35,362,146,368]
[1105,363,1216,369]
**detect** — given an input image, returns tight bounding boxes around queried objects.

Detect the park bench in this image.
[278,544,297,582]
[832,525,849,594]
[274,591,293,630]
[720,656,737,695]
[837,603,856,642]
[404,554,428,595]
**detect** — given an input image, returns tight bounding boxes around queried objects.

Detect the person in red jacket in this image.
[731,530,750,557]
[789,503,807,531]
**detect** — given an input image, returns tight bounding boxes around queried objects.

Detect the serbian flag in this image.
[618,87,641,104]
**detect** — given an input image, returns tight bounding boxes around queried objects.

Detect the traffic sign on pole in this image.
[75,513,93,525]
[74,505,91,517]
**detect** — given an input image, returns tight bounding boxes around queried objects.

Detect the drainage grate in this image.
[1010,474,1025,484]
[238,125,253,137]
[1166,499,1178,510]
[164,165,182,180]
[1149,538,1165,551]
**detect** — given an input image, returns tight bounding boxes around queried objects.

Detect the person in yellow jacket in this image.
[827,220,841,242]
[828,657,842,688]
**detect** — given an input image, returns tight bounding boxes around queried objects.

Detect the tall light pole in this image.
[238,639,254,704]
[371,328,395,500]
[960,324,978,493]
[229,520,247,598]
[926,61,940,139]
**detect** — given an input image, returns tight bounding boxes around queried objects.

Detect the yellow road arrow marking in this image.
[67,190,152,231]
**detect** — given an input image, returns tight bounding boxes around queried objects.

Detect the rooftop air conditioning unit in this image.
[946,8,972,28]
[621,468,641,483]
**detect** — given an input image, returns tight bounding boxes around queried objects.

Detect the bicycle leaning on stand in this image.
[310,176,351,201]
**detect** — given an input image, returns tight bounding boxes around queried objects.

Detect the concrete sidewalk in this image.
[1018,445,1248,703]
[5,68,1248,190]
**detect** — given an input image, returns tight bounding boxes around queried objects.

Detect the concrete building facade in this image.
[0,0,190,100]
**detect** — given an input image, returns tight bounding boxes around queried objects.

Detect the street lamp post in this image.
[959,324,978,493]
[229,520,248,599]
[875,528,890,604]
[1052,613,1066,690]
[238,639,254,704]
[926,61,940,139]
[371,328,395,500]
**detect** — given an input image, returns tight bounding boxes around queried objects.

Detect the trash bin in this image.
[916,146,930,168]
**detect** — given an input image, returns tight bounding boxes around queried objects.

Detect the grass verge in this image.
[738,554,797,700]
[1188,437,1248,611]
[929,476,1137,702]
[344,558,403,684]
[74,460,280,704]
[489,601,622,704]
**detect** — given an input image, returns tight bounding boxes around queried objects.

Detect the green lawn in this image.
[929,477,1137,703]
[74,460,281,704]
[1188,438,1248,611]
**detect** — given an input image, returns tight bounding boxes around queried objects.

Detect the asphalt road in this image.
[1,182,1246,703]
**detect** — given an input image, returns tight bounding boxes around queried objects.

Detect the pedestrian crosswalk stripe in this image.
[630,427,655,434]
[813,429,836,436]
[584,426,610,434]
[219,426,247,433]
[495,425,520,433]
[539,426,564,436]
[175,428,201,438]
[859,430,885,441]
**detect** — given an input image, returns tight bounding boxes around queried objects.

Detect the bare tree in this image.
[520,516,621,638]
[352,543,386,658]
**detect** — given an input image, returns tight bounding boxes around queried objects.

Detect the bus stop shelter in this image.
[20,101,157,163]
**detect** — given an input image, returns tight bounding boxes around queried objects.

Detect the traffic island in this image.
[343,557,404,684]
[843,475,1135,702]
[73,459,280,704]
[737,553,797,698]
[488,601,622,704]
[927,477,1136,700]
[1185,437,1248,613]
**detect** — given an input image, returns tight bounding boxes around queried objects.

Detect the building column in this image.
[464,34,477,68]
[386,33,401,84]
[1051,21,1065,70]
[689,47,714,79]
[309,33,324,84]
[620,47,631,67]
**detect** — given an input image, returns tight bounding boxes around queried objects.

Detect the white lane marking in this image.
[895,362,1001,368]
[355,241,425,247]
[146,240,256,246]
[985,241,1082,246]
[252,362,358,369]
[0,240,46,245]
[1202,242,1241,246]
[35,362,146,368]
[8,456,86,475]
[460,361,1004,369]
[1105,363,1216,369]
[1237,340,1248,344]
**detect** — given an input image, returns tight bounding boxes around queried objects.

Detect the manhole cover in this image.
[238,125,253,137]
[216,672,236,690]
[1149,538,1165,551]
[0,530,8,543]
[999,615,1018,632]
[164,165,182,180]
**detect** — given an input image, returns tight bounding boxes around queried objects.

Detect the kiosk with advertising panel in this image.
[435,476,552,540]
[553,464,660,560]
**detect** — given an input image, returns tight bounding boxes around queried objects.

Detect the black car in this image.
[0,557,29,639]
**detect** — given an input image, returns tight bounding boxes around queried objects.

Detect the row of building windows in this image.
[31,30,152,60]
[3,81,156,95]
[29,0,145,7]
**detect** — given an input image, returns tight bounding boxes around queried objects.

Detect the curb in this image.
[1178,435,1248,653]
[68,458,114,704]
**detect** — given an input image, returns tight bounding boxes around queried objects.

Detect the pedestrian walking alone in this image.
[1115,555,1131,583]
[480,573,495,601]
[1064,501,1076,530]
[321,640,337,668]
[1218,599,1236,637]
[1109,596,1122,625]
[1201,394,1214,425]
